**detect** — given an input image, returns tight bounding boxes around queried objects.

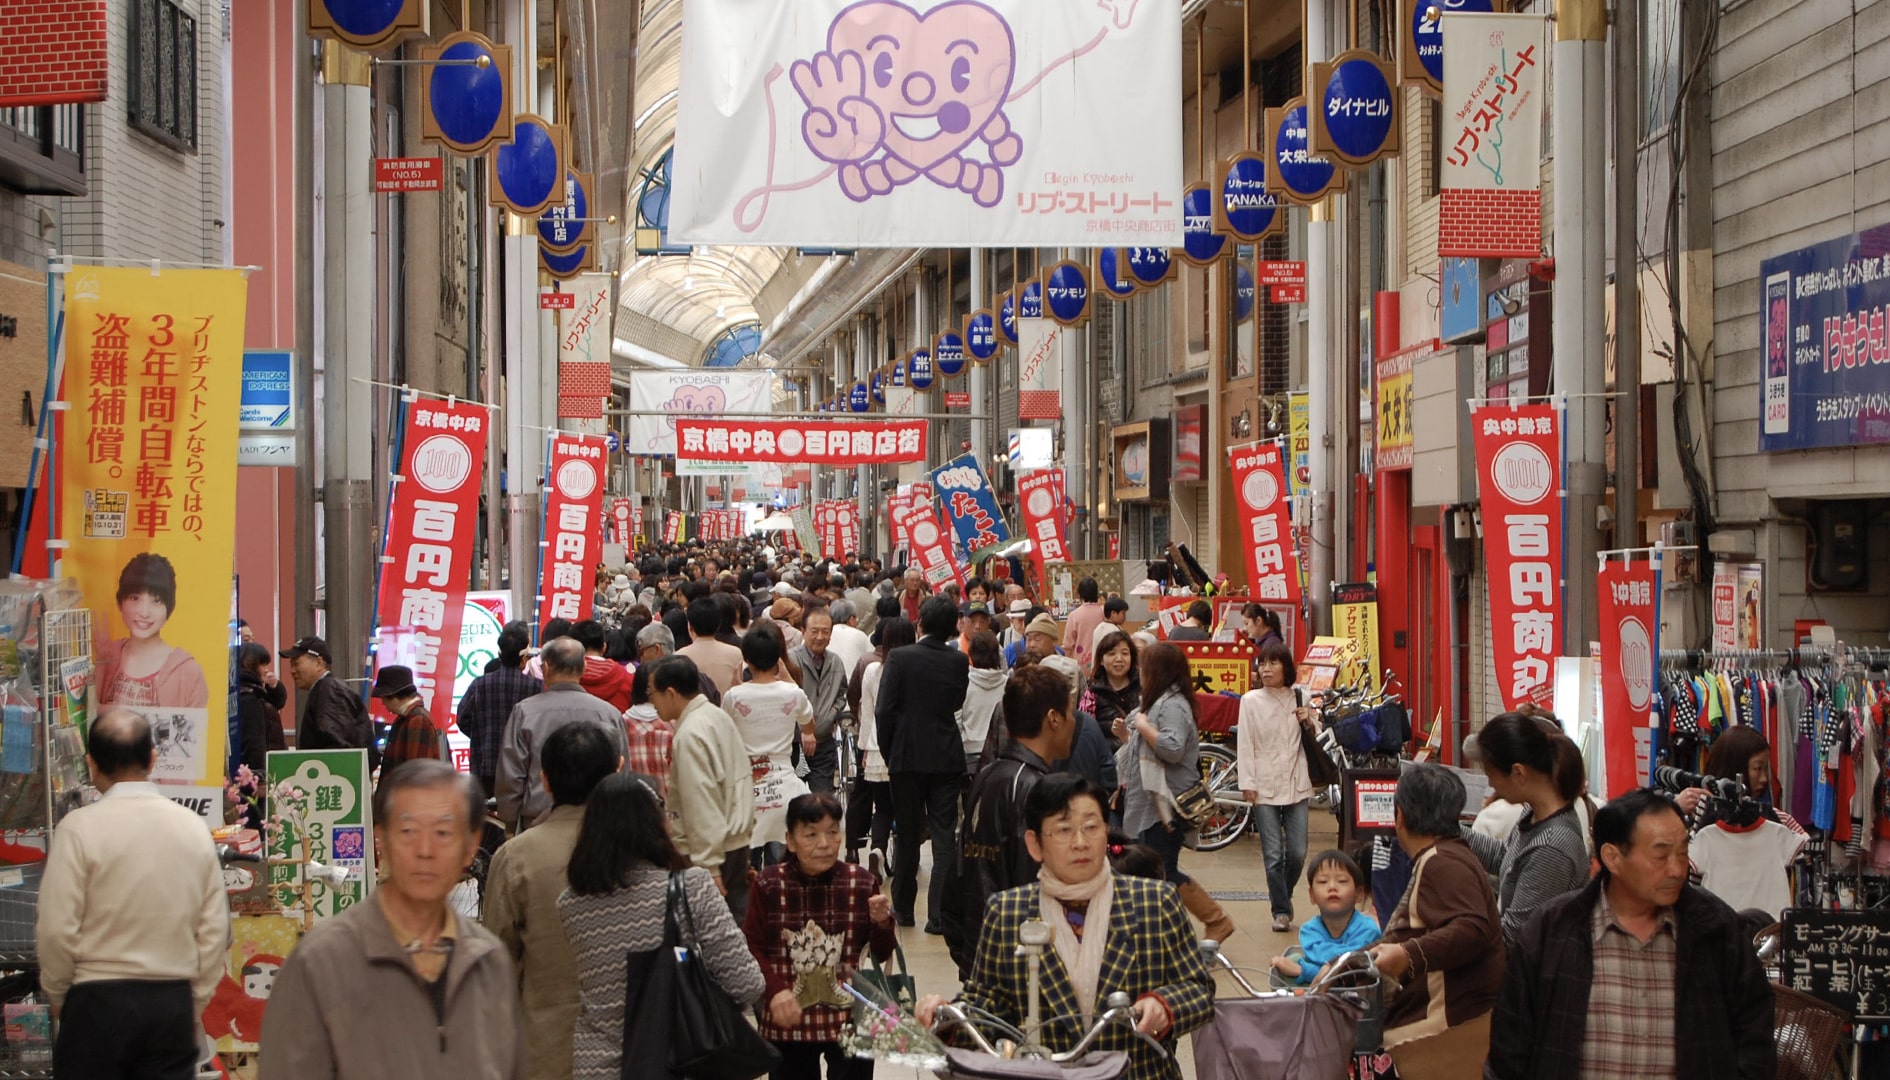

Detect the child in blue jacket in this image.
[1269,849,1382,985]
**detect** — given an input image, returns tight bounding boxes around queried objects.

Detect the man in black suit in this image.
[876,595,971,930]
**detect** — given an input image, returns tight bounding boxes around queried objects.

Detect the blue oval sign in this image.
[892,358,908,389]
[1125,247,1171,288]
[538,170,590,251]
[998,291,1019,344]
[848,382,870,412]
[935,332,968,377]
[1236,263,1256,323]
[871,370,886,404]
[1219,153,1279,241]
[318,0,414,43]
[1096,248,1137,299]
[427,33,506,154]
[1321,55,1397,164]
[1273,100,1338,203]
[494,116,563,215]
[1410,0,1497,90]
[908,348,935,389]
[1180,185,1227,265]
[540,243,589,278]
[966,310,1000,361]
[1019,279,1043,320]
[1045,261,1090,325]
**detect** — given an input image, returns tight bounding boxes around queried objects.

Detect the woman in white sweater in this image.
[1237,640,1320,932]
[848,617,913,862]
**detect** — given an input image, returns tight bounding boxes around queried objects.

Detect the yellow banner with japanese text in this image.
[62,267,247,786]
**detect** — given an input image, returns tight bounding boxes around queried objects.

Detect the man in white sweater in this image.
[649,654,755,921]
[37,708,228,1077]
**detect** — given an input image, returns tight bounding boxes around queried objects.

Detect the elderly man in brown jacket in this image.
[261,760,527,1079]
[482,722,620,1080]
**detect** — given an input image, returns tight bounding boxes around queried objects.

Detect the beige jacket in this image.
[668,694,756,869]
[482,804,583,1080]
[259,898,528,1080]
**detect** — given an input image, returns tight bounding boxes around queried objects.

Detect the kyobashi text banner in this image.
[669,0,1183,247]
[625,371,776,457]
[675,418,928,465]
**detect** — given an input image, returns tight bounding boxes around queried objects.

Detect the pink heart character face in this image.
[828,0,1015,172]
[662,385,728,430]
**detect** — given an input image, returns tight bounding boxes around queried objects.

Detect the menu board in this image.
[1779,907,1890,1020]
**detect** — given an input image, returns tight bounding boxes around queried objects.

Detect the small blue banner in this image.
[931,452,1010,556]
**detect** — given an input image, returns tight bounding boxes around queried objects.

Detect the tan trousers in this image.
[1385,1011,1492,1080]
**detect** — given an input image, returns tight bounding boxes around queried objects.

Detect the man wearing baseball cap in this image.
[280,636,376,761]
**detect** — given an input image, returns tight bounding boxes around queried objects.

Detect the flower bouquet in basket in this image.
[840,976,948,1071]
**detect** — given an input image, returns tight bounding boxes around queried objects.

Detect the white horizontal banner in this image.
[670,0,1183,247]
[625,371,777,457]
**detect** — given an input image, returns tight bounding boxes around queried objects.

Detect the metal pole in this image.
[1614,0,1641,554]
[1306,0,1336,635]
[969,250,989,475]
[1556,0,1610,652]
[320,40,376,679]
[504,0,542,621]
[293,4,316,637]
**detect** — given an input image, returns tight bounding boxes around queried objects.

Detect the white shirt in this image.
[36,781,229,1010]
[826,623,873,682]
[1690,818,1806,918]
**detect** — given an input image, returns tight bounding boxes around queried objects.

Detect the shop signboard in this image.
[625,371,775,456]
[1095,247,1139,299]
[1469,401,1563,708]
[965,312,1000,361]
[239,351,294,429]
[1343,770,1402,848]
[789,505,817,554]
[1401,0,1500,94]
[1216,153,1279,241]
[1180,185,1228,265]
[676,418,927,465]
[1711,561,1738,652]
[1438,13,1547,258]
[1266,98,1344,205]
[1332,582,1381,692]
[1310,52,1401,166]
[538,433,606,626]
[1296,637,1357,693]
[932,452,1009,558]
[1227,440,1302,604]
[373,155,444,193]
[1779,909,1890,1021]
[669,0,1182,247]
[1017,317,1063,420]
[1757,225,1890,452]
[1289,392,1312,495]
[1597,555,1659,797]
[266,748,372,923]
[63,267,248,786]
[1375,348,1415,469]
[1177,640,1256,696]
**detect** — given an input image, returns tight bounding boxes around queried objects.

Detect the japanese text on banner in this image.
[1226,441,1302,605]
[931,453,1010,557]
[540,434,608,626]
[1018,470,1069,568]
[894,499,963,593]
[676,419,927,465]
[1471,403,1563,708]
[1598,557,1658,797]
[64,267,249,787]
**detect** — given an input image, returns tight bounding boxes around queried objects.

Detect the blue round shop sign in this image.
[1236,263,1256,323]
[848,382,870,412]
[1274,100,1338,203]
[1096,249,1137,299]
[998,291,1019,344]
[323,0,407,38]
[427,33,506,153]
[908,348,935,389]
[891,358,907,389]
[1125,247,1171,288]
[1410,0,1498,89]
[1180,185,1227,265]
[871,370,886,404]
[538,170,590,252]
[1322,54,1397,165]
[540,243,589,278]
[1045,261,1091,325]
[935,331,968,378]
[1019,279,1044,320]
[1220,153,1278,241]
[495,116,563,214]
[965,310,1000,361]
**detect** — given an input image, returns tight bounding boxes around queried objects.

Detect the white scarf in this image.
[1038,864,1115,1025]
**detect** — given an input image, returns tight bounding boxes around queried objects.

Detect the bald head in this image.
[541,636,587,682]
[88,707,155,782]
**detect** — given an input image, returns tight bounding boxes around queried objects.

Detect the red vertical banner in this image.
[894,499,963,593]
[539,433,608,627]
[664,510,685,543]
[833,501,859,559]
[375,399,490,726]
[1470,403,1564,709]
[610,497,634,548]
[1018,470,1070,565]
[632,504,644,538]
[887,490,914,550]
[1226,442,1302,605]
[1598,556,1658,797]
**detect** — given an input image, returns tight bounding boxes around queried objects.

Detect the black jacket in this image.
[942,743,1051,977]
[1062,711,1118,793]
[235,669,286,777]
[297,672,374,753]
[875,637,970,775]
[1485,877,1775,1080]
[1085,676,1141,750]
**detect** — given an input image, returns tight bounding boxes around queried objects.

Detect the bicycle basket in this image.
[1194,994,1362,1080]
[1374,701,1411,755]
[1331,710,1380,756]
[1772,983,1849,1080]
[941,1050,1132,1080]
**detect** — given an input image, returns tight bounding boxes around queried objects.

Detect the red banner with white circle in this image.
[374,399,490,727]
[1470,403,1563,709]
[610,497,634,547]
[1598,556,1658,797]
[1227,441,1301,605]
[892,498,963,593]
[539,433,609,628]
[675,418,927,465]
[1018,469,1070,566]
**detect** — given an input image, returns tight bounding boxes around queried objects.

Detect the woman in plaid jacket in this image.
[918,775,1215,1080]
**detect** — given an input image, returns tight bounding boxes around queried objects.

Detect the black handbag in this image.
[1297,688,1342,788]
[627,873,780,1080]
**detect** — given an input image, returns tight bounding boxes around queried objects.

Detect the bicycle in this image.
[452,797,509,919]
[1195,945,1388,1080]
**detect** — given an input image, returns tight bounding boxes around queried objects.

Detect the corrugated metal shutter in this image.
[998,352,1019,441]
[1469,548,1499,727]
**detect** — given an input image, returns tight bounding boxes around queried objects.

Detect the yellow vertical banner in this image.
[1332,581,1380,691]
[62,267,248,787]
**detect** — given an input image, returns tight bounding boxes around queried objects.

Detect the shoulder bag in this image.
[624,873,780,1080]
[1296,688,1342,789]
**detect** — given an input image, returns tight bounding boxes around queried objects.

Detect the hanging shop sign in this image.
[1597,554,1659,797]
[965,310,1000,361]
[1216,153,1282,242]
[1438,14,1547,258]
[539,242,596,280]
[539,170,594,253]
[1310,51,1401,166]
[1332,582,1381,692]
[489,115,566,217]
[266,749,372,921]
[891,357,908,389]
[1018,316,1063,420]
[945,391,972,408]
[664,510,687,543]
[1266,98,1345,205]
[676,418,928,465]
[1018,468,1070,566]
[556,272,612,419]
[907,347,936,390]
[998,289,1020,344]
[1096,247,1138,299]
[1402,0,1502,94]
[539,433,607,625]
[1227,440,1301,604]
[848,381,871,413]
[374,396,489,727]
[610,497,635,548]
[932,452,1010,557]
[1289,392,1312,495]
[64,266,248,786]
[1470,401,1563,708]
[307,0,425,50]
[1375,347,1416,470]
[625,371,776,456]
[934,331,968,378]
[1756,225,1890,452]
[667,0,1182,247]
[1045,260,1091,326]
[1180,185,1228,265]
[1125,246,1173,288]
[1019,278,1044,320]
[871,369,887,405]
[421,32,511,155]
[893,498,965,594]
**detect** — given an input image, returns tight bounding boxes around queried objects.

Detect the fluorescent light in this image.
[613,338,688,369]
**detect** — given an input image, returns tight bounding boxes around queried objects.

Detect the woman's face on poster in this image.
[119,589,170,639]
